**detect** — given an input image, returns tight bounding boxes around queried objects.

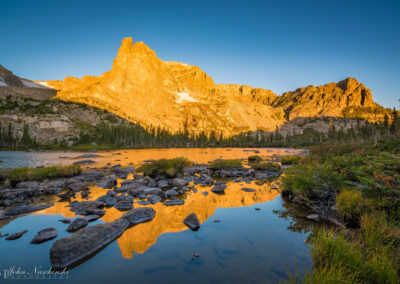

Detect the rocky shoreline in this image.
[0,159,283,269]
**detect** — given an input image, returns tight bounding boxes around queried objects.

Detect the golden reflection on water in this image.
[20,148,306,259]
[37,179,280,259]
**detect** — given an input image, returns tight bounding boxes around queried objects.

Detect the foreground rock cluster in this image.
[50,207,156,268]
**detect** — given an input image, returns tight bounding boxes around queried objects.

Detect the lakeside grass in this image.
[283,137,400,283]
[250,162,281,172]
[8,165,81,186]
[248,155,263,163]
[136,157,191,178]
[209,159,242,170]
[280,155,304,165]
[297,223,399,284]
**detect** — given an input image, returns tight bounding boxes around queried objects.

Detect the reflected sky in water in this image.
[0,148,312,283]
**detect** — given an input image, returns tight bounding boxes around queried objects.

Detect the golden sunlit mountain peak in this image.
[43,38,286,135]
[16,37,384,136]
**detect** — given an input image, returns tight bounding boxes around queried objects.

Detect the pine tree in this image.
[20,124,32,146]
[390,108,397,133]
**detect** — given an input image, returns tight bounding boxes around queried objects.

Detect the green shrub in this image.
[310,142,363,158]
[136,157,191,178]
[9,165,81,186]
[250,162,281,172]
[336,189,371,227]
[209,159,242,170]
[282,163,345,198]
[247,155,263,163]
[280,155,304,165]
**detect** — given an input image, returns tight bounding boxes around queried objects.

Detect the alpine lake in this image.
[0,148,316,284]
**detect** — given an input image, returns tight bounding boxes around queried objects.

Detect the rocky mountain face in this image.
[0,65,24,87]
[273,78,377,120]
[44,38,286,136]
[42,38,384,136]
[0,69,134,144]
[0,38,388,143]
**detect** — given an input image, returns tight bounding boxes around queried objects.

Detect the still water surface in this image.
[0,147,307,169]
[0,148,312,283]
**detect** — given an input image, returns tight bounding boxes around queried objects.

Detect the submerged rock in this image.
[31,228,58,244]
[171,178,189,187]
[68,183,87,192]
[5,204,53,216]
[78,153,102,158]
[114,200,133,211]
[81,191,90,199]
[84,215,101,222]
[50,207,155,269]
[123,207,156,225]
[198,174,214,186]
[66,218,88,233]
[97,176,117,189]
[157,180,169,189]
[57,191,75,200]
[147,179,157,187]
[211,183,227,194]
[183,213,200,231]
[84,208,106,216]
[140,186,162,195]
[96,195,116,207]
[240,187,256,192]
[164,189,178,199]
[148,195,162,204]
[73,160,95,165]
[116,180,142,192]
[15,181,40,189]
[5,230,28,240]
[163,200,184,206]
[69,201,104,215]
[212,168,248,178]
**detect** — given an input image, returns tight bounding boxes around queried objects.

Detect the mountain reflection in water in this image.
[0,148,312,283]
[37,178,280,258]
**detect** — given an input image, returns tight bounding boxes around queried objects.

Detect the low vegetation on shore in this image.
[209,159,242,170]
[250,162,281,172]
[248,155,263,163]
[283,138,400,283]
[8,165,81,186]
[136,157,191,178]
[280,155,304,165]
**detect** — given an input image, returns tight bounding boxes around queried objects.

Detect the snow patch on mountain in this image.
[21,79,51,89]
[176,92,198,103]
[0,76,7,86]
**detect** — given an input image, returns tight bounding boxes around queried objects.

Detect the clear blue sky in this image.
[1,0,399,108]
